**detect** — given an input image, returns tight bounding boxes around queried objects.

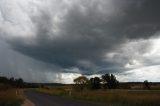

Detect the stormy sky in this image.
[0,0,160,83]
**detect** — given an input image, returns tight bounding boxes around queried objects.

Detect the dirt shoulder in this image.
[22,99,35,106]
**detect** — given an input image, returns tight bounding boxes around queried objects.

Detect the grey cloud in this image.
[123,0,160,38]
[3,0,160,75]
[0,39,67,82]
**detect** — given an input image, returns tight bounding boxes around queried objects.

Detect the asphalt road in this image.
[24,90,105,106]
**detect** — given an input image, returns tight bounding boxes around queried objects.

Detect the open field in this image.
[36,86,160,106]
[0,89,24,106]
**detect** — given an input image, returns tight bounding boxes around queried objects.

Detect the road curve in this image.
[24,90,105,106]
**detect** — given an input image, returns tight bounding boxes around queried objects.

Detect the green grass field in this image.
[36,86,160,106]
[0,89,24,106]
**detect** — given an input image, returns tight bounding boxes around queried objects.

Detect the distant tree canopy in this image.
[0,76,24,88]
[102,74,119,89]
[74,76,88,85]
[73,73,119,90]
[143,80,150,89]
[89,77,101,89]
[73,76,89,91]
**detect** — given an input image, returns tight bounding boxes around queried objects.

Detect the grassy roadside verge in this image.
[35,87,160,106]
[0,89,25,106]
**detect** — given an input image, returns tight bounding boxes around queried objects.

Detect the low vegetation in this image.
[36,73,160,106]
[36,86,160,106]
[0,89,24,106]
[1,74,160,106]
[0,76,25,106]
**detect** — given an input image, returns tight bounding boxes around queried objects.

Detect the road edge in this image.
[21,99,35,106]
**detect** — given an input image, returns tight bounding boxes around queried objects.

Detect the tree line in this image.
[73,74,151,91]
[0,75,151,90]
[73,74,119,91]
[0,76,24,88]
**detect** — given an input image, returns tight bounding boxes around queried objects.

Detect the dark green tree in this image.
[89,77,101,89]
[73,76,89,91]
[102,74,119,89]
[14,78,24,88]
[143,80,150,89]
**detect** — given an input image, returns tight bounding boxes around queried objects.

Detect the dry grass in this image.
[0,89,25,106]
[36,86,160,106]
[71,90,160,106]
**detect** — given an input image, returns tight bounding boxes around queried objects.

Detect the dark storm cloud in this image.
[6,0,160,74]
[123,0,160,38]
[0,39,67,82]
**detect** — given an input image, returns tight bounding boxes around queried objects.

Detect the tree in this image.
[110,74,119,88]
[102,74,119,89]
[15,78,24,88]
[73,76,88,91]
[0,76,24,88]
[89,77,101,89]
[102,74,110,89]
[143,80,150,89]
[9,77,15,86]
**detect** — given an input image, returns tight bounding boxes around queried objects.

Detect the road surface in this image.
[24,90,105,106]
